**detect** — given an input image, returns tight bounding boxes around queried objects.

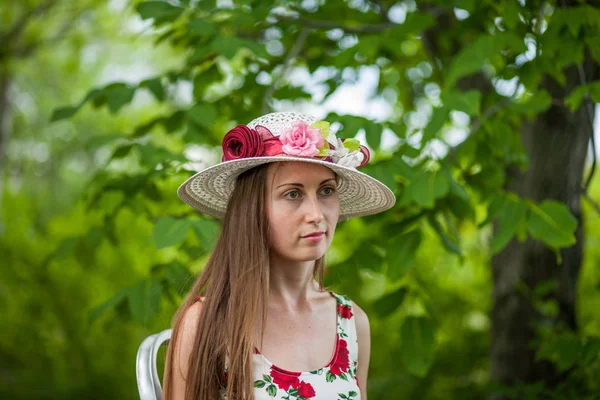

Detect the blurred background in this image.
[2,0,600,399]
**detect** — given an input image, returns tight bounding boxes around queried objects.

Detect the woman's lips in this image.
[301,232,325,242]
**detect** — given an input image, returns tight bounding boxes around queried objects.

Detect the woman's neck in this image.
[268,255,321,309]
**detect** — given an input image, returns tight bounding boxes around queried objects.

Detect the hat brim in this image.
[177,155,396,220]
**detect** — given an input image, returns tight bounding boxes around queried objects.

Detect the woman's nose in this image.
[304,196,324,224]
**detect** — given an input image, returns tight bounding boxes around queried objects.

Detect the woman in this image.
[163,112,396,399]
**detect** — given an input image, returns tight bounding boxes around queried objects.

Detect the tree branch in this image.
[0,0,57,44]
[272,13,395,34]
[262,27,310,114]
[12,17,75,59]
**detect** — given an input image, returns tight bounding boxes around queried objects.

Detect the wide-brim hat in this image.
[177,111,396,219]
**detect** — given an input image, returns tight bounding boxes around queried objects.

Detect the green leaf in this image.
[128,278,162,324]
[480,193,506,227]
[386,12,435,41]
[153,218,191,249]
[342,138,360,152]
[141,78,165,101]
[88,288,129,324]
[386,230,422,280]
[311,120,330,140]
[491,195,528,254]
[188,18,216,35]
[136,1,182,22]
[104,83,135,114]
[445,36,490,87]
[510,90,552,114]
[443,90,481,116]
[209,35,266,59]
[164,262,194,295]
[190,219,220,250]
[187,103,217,128]
[400,316,436,377]
[365,121,382,149]
[427,214,462,256]
[502,1,520,29]
[445,33,525,87]
[455,0,474,12]
[565,81,600,112]
[423,107,449,142]
[326,370,335,382]
[254,380,266,388]
[372,287,409,318]
[51,106,80,122]
[54,237,79,259]
[527,200,577,249]
[84,227,104,250]
[266,384,277,397]
[406,170,449,209]
[111,143,134,160]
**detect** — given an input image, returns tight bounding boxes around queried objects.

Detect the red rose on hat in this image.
[221,125,265,162]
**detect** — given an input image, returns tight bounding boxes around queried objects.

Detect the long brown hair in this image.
[163,163,326,399]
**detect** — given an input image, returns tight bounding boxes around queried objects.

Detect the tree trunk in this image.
[489,53,599,397]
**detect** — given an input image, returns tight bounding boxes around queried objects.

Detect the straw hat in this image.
[177,111,396,219]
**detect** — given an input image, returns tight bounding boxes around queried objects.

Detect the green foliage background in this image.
[1,0,600,399]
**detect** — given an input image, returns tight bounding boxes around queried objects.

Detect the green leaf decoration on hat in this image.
[311,120,330,140]
[311,120,331,156]
[342,138,360,152]
[317,147,330,157]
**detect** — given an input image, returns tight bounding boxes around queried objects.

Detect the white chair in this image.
[136,329,172,400]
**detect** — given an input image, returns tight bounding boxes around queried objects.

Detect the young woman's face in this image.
[265,162,340,262]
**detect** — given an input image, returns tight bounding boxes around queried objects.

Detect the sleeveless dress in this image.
[196,292,362,400]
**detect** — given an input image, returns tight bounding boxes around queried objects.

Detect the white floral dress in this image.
[249,292,361,400]
[197,292,362,400]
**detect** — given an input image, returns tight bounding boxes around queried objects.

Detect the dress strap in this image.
[331,292,359,362]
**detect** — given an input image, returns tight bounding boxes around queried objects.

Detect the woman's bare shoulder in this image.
[351,300,370,336]
[172,301,204,377]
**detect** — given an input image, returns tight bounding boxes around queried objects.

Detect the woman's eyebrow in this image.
[276,178,336,189]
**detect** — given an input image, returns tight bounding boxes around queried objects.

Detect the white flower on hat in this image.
[328,137,365,168]
[328,138,349,162]
[337,150,365,168]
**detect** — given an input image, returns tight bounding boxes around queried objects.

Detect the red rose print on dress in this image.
[337,303,353,319]
[270,366,301,390]
[297,381,316,398]
[330,338,350,376]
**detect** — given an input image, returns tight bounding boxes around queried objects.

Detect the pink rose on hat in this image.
[279,120,324,157]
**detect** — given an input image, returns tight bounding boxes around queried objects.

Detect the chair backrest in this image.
[136,329,172,400]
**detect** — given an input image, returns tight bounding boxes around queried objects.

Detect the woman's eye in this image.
[321,187,335,196]
[284,190,300,199]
